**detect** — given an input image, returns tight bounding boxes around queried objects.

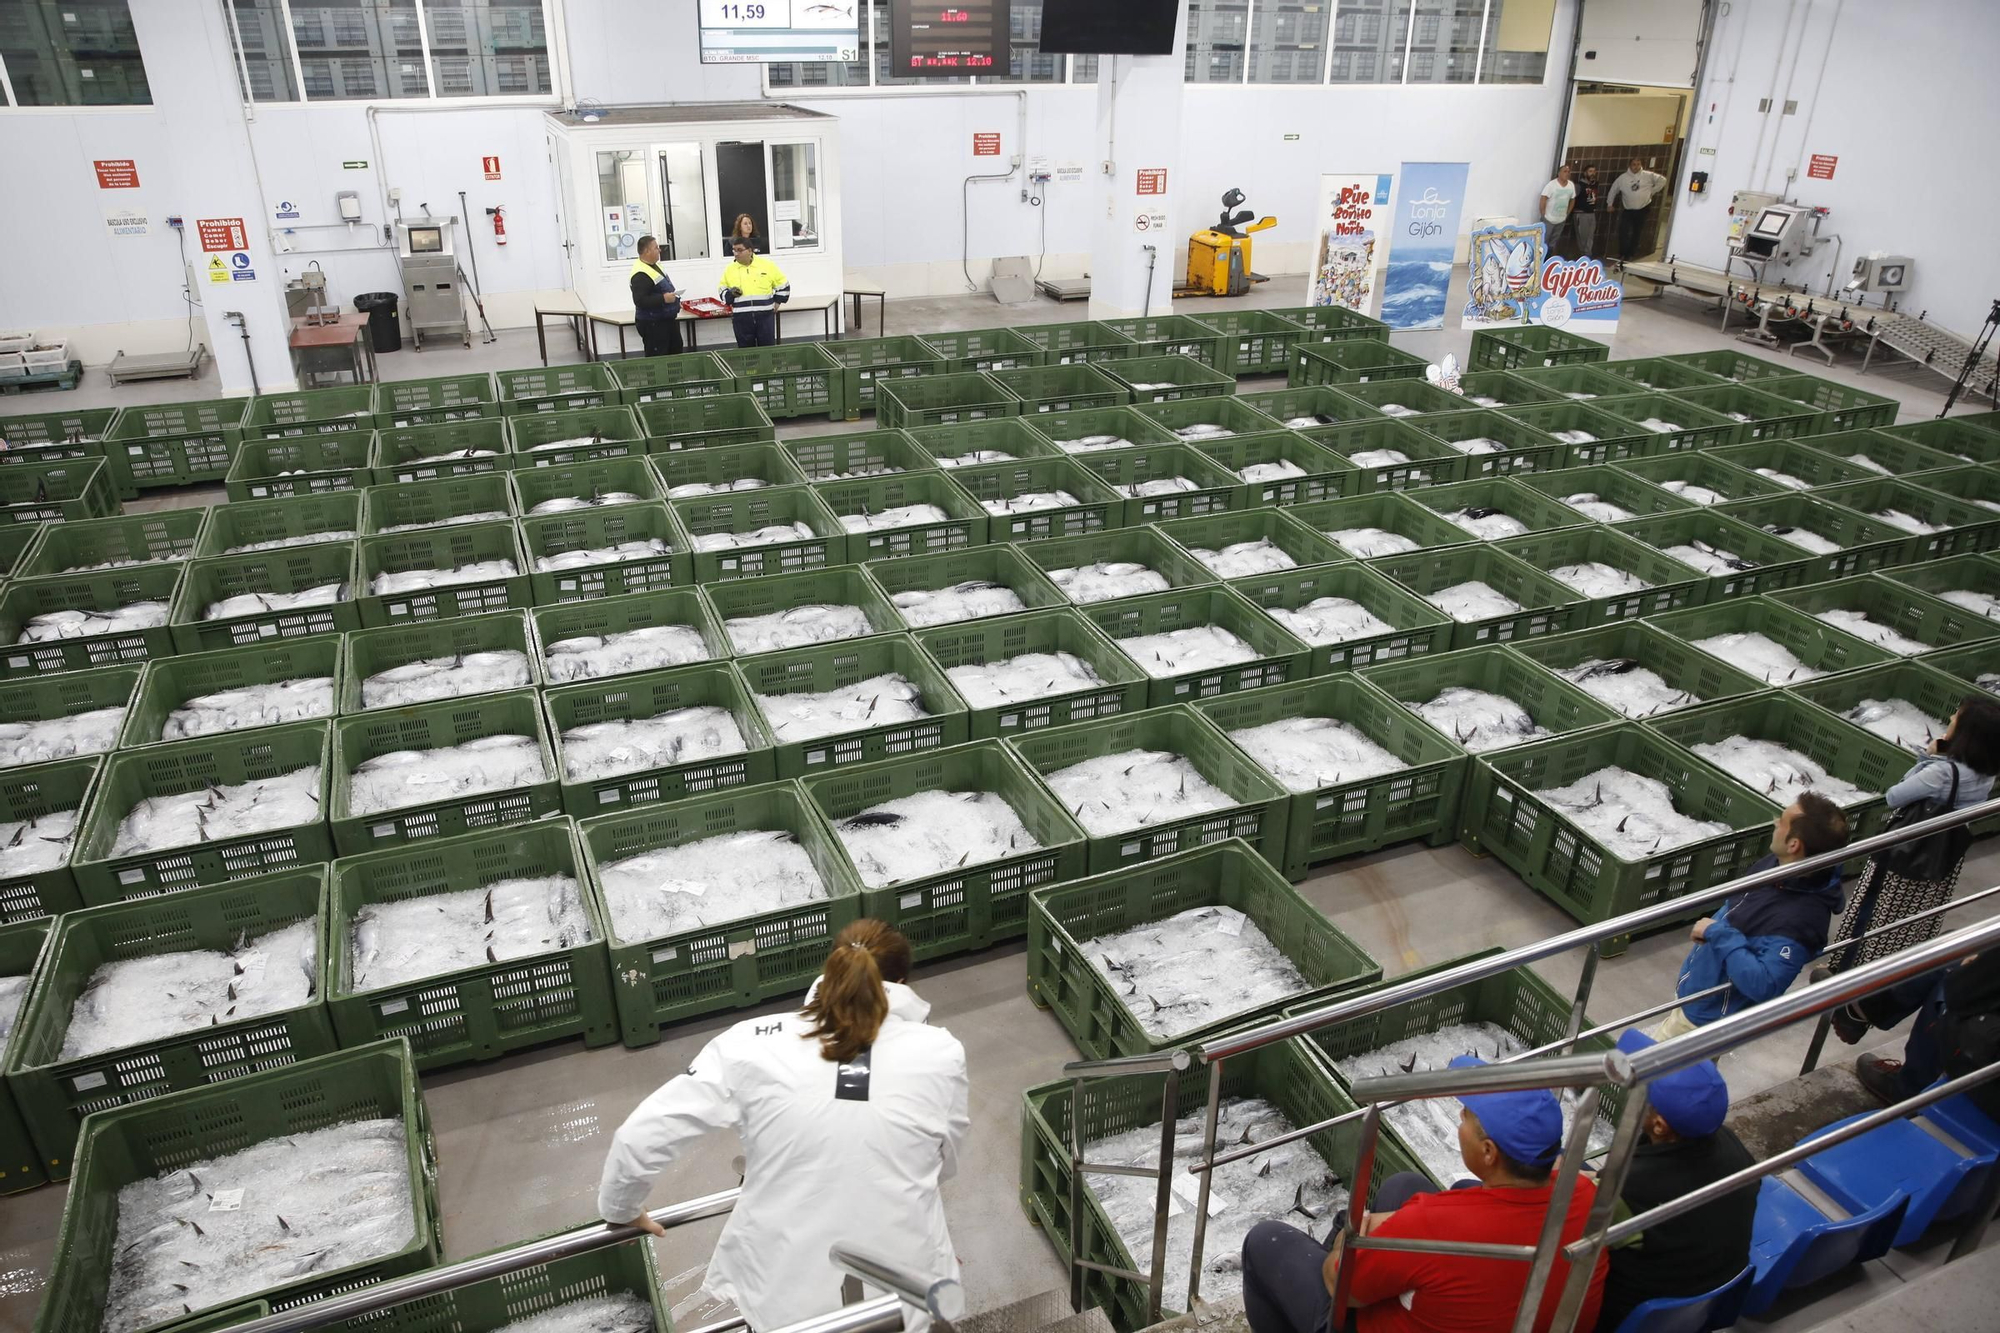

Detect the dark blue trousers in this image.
[732,310,778,347]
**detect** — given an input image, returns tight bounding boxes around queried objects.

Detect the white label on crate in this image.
[1213,907,1247,937]
[900,891,923,909]
[372,823,396,839]
[670,882,705,896]
[208,1189,245,1212]
[72,1071,108,1093]
[379,998,409,1016]
[597,789,620,805]
[727,939,756,960]
[128,445,144,455]
[118,868,146,885]
[652,946,679,964]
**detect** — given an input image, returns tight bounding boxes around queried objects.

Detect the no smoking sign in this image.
[1134,210,1167,234]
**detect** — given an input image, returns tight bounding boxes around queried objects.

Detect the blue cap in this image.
[1616,1029,1729,1138]
[1447,1055,1565,1167]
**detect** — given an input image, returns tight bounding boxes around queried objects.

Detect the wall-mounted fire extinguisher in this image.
[486,205,507,246]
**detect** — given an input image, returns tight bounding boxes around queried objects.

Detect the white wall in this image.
[1576,0,1703,87]
[1669,0,2000,337]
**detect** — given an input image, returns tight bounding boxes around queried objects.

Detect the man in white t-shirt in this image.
[1540,164,1578,256]
[1611,157,1670,261]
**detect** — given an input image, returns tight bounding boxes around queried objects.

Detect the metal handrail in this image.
[1062,1048,1191,1078]
[829,1244,966,1323]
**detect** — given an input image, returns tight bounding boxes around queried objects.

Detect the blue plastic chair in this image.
[1924,1090,2000,1156]
[1610,1263,1754,1333]
[1797,1112,1999,1247]
[1740,1177,1907,1317]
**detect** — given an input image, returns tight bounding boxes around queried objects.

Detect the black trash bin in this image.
[355,292,402,353]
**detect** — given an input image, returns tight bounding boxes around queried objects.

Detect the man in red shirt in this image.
[1241,1055,1609,1333]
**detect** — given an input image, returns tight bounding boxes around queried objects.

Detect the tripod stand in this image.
[1938,297,1999,416]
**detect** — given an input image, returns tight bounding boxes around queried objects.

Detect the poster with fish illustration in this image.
[1381,162,1469,330]
[1462,220,1625,340]
[1308,173,1392,313]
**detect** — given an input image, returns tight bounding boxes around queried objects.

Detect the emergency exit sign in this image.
[972,132,1001,156]
[1807,153,1838,180]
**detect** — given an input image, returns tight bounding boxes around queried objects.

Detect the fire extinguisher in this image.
[487,205,507,246]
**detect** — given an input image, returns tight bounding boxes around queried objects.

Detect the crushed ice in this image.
[1558,659,1694,718]
[692,522,816,552]
[1427,581,1523,622]
[983,491,1081,516]
[1562,493,1633,522]
[838,504,951,534]
[892,581,1028,627]
[1662,541,1757,577]
[1762,525,1842,555]
[112,768,321,856]
[371,559,519,596]
[529,492,643,514]
[361,651,531,708]
[599,829,828,941]
[1229,717,1406,793]
[1,705,125,765]
[351,876,591,990]
[1268,597,1393,646]
[61,921,318,1060]
[1083,905,1310,1041]
[1691,736,1875,807]
[17,601,170,643]
[561,708,747,781]
[347,734,545,817]
[1446,507,1530,540]
[1412,687,1550,752]
[1939,589,2000,619]
[1120,626,1260,679]
[1536,765,1730,858]
[754,673,927,744]
[532,538,672,573]
[946,652,1105,709]
[162,680,333,739]
[1660,480,1728,506]
[724,604,876,656]
[1046,562,1171,604]
[1327,527,1420,559]
[1755,468,1810,490]
[1045,749,1235,835]
[546,627,711,683]
[1690,631,1821,683]
[378,510,510,534]
[1189,538,1297,579]
[0,807,77,875]
[834,790,1040,888]
[1815,609,1931,655]
[1548,561,1651,598]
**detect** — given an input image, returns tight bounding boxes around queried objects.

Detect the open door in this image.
[1563,83,1691,264]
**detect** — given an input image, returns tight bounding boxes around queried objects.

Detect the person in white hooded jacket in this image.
[598,918,970,1329]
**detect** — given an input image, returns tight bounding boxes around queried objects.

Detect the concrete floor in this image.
[4,280,1997,1331]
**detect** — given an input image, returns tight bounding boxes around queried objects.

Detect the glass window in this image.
[1330,0,1393,83]
[597,149,651,265]
[1404,0,1486,83]
[1481,0,1554,83]
[294,1,430,99]
[988,0,1059,83]
[227,0,301,102]
[769,142,820,251]
[1186,0,1247,83]
[874,0,966,85]
[1249,1,1329,84]
[0,0,151,105]
[1072,53,1098,83]
[422,1,550,97]
[657,143,709,264]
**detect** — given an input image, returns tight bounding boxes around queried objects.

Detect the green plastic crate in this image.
[1587,392,1741,453]
[356,520,532,626]
[369,419,511,484]
[1075,442,1251,524]
[1794,428,1965,479]
[507,405,646,468]
[913,607,1149,739]
[1408,408,1570,477]
[122,638,342,748]
[1007,707,1289,873]
[1359,643,1621,753]
[1756,374,1900,433]
[0,565,184,678]
[1816,478,2000,560]
[1647,596,1896,685]
[0,757,98,921]
[1710,492,1916,581]
[1097,355,1235,405]
[820,336,951,418]
[69,722,332,904]
[1017,525,1221,604]
[1187,429,1360,506]
[1289,339,1430,388]
[1766,573,2000,657]
[1593,357,1729,394]
[636,393,780,454]
[104,399,244,493]
[1269,303,1392,345]
[716,344,846,421]
[1707,438,1879,492]
[946,454,1128,542]
[704,563,906,656]
[1023,405,1187,452]
[1508,620,1770,720]
[1920,641,2000,701]
[1235,385,1376,429]
[780,428,932,482]
[803,739,1088,956]
[739,633,969,777]
[1505,363,1644,401]
[510,456,663,516]
[168,541,361,653]
[374,373,499,427]
[877,371,1021,430]
[340,610,540,713]
[546,662,776,816]
[1026,838,1380,1059]
[1613,452,1790,507]
[0,521,39,578]
[1128,396,1284,438]
[607,350,734,405]
[1293,491,1479,562]
[1411,476,1596,538]
[1520,463,1698,522]
[0,457,117,523]
[812,470,989,561]
[1494,526,1707,625]
[1229,561,1456,676]
[990,362,1132,415]
[0,438,99,478]
[670,484,845,583]
[1015,321,1139,366]
[905,418,1064,470]
[16,509,206,578]
[1789,659,1989,762]
[1455,370,1568,409]
[1154,508,1353,580]
[1185,310,1302,376]
[521,501,687,603]
[1097,315,1227,366]
[0,405,118,450]
[496,362,618,414]
[1880,553,2000,622]
[1369,544,1586,650]
[0,916,51,1191]
[861,544,1070,629]
[1463,723,1781,923]
[1878,417,2000,466]
[197,490,362,556]
[1467,324,1611,372]
[1668,382,1818,441]
[915,326,1045,374]
[531,587,729,685]
[1496,400,1655,466]
[329,690,559,855]
[1658,348,1801,385]
[6,870,336,1179]
[1199,677,1468,873]
[363,474,517,536]
[1079,584,1312,706]
[1293,418,1469,492]
[308,1237,668,1333]
[579,779,862,1041]
[0,661,138,767]
[1609,508,1820,600]
[1333,377,1485,419]
[32,1040,440,1333]
[242,387,377,440]
[655,441,811,501]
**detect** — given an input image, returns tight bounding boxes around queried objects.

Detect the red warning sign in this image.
[1807,153,1838,180]
[196,218,248,252]
[93,159,139,189]
[483,155,502,180]
[972,132,1002,156]
[1136,168,1168,196]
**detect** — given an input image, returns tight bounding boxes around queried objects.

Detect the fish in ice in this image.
[1045,749,1235,835]
[1283,414,1342,428]
[1327,526,1420,559]
[755,672,927,744]
[1084,905,1310,1041]
[1174,423,1234,440]
[546,626,711,683]
[1723,410,1754,423]
[833,789,1040,887]
[1562,493,1633,522]
[600,828,827,940]
[202,583,348,621]
[1755,467,1811,490]
[724,603,875,655]
[226,530,357,554]
[1976,672,2000,696]
[1548,561,1651,598]
[1445,505,1530,539]
[1535,764,1730,858]
[1347,448,1410,469]
[1691,631,1821,683]
[693,521,817,552]
[1551,429,1598,445]
[983,490,1080,516]
[530,491,644,513]
[532,538,672,573]
[1120,476,1203,500]
[1690,736,1875,807]
[1120,625,1260,679]
[370,559,519,596]
[361,650,531,708]
[1411,687,1549,752]
[1267,596,1393,646]
[1557,657,1693,718]
[161,678,334,739]
[838,504,951,534]
[17,601,170,642]
[1815,608,1932,655]
[0,806,78,875]
[378,510,510,535]
[351,876,591,990]
[1426,580,1522,622]
[1846,453,1892,475]
[1939,589,2000,620]
[814,464,905,481]
[945,651,1103,709]
[1189,537,1297,579]
[61,919,318,1060]
[1563,392,1599,401]
[526,434,631,453]
[1638,418,1684,434]
[111,768,321,857]
[1871,508,1944,536]
[561,706,747,781]
[1,704,125,765]
[1443,436,1508,456]
[487,1294,656,1333]
[1054,434,1138,453]
[0,973,28,1045]
[891,580,1027,627]
[1660,480,1729,506]
[1046,561,1171,604]
[1229,716,1406,793]
[1762,523,1842,555]
[1662,540,1758,576]
[934,449,1013,468]
[1239,458,1308,484]
[347,734,545,817]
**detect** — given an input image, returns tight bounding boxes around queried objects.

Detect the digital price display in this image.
[698,0,860,64]
[888,0,1011,75]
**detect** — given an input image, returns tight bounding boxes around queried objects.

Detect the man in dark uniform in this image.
[629,234,681,357]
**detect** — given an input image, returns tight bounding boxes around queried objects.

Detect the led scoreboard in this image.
[888,1,1011,75]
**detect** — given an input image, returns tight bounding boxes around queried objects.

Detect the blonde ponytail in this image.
[801,919,912,1063]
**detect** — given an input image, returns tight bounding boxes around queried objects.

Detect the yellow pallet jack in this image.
[1177,189,1276,298]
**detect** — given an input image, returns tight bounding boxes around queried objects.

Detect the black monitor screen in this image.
[1039,0,1178,55]
[407,226,443,254]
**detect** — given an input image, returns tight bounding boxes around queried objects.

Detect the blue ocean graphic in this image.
[1381,255,1455,331]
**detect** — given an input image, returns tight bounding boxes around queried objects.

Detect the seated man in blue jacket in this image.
[1656,791,1851,1038]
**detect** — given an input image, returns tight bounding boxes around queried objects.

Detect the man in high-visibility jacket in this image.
[719,238,790,347]
[629,234,682,357]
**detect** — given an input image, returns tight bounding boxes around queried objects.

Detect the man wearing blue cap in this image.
[1241,1055,1606,1333]
[1595,1030,1755,1331]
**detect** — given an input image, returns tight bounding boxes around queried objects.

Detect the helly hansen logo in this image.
[755,1022,784,1036]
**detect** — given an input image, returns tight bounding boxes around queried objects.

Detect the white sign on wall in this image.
[1055,162,1083,185]
[104,205,148,237]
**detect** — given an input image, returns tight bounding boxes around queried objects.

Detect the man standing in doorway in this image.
[1612,156,1670,262]
[1575,165,1602,256]
[1539,163,1578,256]
[719,238,790,348]
[629,235,682,357]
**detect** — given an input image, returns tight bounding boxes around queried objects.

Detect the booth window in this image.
[219,0,553,103]
[597,149,652,265]
[0,0,151,106]
[769,143,821,251]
